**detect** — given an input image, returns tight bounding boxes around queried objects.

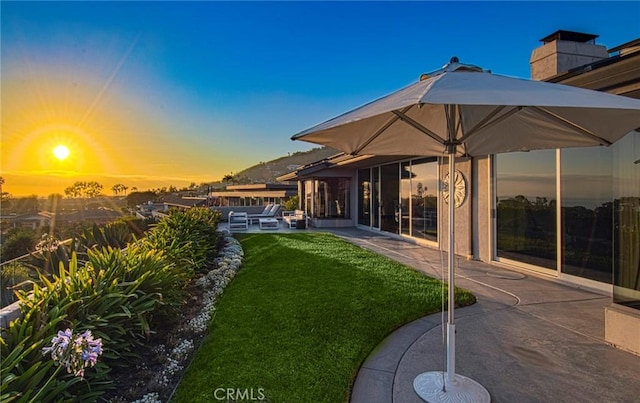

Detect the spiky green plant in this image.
[145,208,221,272]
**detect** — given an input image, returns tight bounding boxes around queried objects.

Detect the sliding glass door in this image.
[380,163,400,234]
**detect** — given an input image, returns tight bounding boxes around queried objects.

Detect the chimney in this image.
[530,30,608,80]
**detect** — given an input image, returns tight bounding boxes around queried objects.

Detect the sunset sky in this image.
[2,1,639,197]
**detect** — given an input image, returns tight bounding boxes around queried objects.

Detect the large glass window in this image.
[380,163,400,233]
[303,180,313,216]
[373,167,380,228]
[612,131,640,309]
[410,158,438,242]
[358,169,371,226]
[561,147,613,283]
[313,178,350,219]
[400,162,411,235]
[496,150,557,270]
[357,160,438,241]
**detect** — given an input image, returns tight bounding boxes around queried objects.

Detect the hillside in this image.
[231,146,340,184]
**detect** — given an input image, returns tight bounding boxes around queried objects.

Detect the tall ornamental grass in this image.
[145,208,222,272]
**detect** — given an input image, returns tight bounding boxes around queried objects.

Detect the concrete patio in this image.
[221,223,640,402]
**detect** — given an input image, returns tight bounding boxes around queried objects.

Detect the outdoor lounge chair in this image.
[282,210,307,229]
[228,211,248,231]
[247,204,281,224]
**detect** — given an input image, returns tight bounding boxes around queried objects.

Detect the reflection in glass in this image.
[496,150,557,270]
[373,167,380,228]
[400,162,411,235]
[358,169,371,226]
[313,178,350,218]
[380,163,399,233]
[561,147,613,283]
[411,158,438,242]
[612,131,640,309]
[304,180,313,217]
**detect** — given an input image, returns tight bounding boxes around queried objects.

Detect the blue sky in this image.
[2,1,639,195]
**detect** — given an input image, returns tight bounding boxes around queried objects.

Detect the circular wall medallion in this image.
[442,170,467,208]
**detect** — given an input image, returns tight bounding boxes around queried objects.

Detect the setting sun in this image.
[53,144,71,160]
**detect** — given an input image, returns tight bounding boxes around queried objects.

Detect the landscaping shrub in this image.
[79,221,134,251]
[1,207,222,402]
[2,247,186,401]
[115,216,155,238]
[0,228,38,262]
[283,195,299,211]
[0,282,109,402]
[145,208,221,272]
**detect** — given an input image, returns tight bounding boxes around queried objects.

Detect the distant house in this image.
[0,212,51,230]
[208,183,297,207]
[1,208,125,230]
[47,208,125,226]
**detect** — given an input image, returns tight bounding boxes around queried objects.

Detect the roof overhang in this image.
[277,154,419,181]
[210,190,296,198]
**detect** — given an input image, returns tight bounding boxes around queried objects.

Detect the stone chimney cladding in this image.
[530,40,608,80]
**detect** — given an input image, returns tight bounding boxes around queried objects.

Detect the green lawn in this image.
[173,233,474,403]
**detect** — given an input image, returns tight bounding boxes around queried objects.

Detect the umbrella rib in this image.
[459,106,522,144]
[392,109,446,145]
[352,109,406,154]
[533,107,613,146]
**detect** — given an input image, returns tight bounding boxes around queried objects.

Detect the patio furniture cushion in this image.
[228,211,248,231]
[283,210,307,229]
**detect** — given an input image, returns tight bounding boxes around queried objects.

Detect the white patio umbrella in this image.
[292,58,640,402]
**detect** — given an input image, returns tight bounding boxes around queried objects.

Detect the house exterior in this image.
[208,183,297,207]
[279,31,640,354]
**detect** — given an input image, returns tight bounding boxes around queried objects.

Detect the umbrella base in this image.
[413,371,490,402]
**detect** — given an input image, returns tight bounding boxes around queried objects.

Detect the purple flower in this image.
[42,328,103,379]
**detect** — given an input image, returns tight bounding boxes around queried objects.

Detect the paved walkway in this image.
[320,228,640,403]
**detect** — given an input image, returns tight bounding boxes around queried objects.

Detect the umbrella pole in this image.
[413,144,490,402]
[446,150,456,384]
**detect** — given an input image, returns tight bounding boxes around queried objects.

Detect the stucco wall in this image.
[474,156,492,262]
[439,157,473,258]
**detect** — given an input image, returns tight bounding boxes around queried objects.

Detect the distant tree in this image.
[84,181,103,198]
[64,181,103,198]
[1,193,12,211]
[130,186,138,193]
[0,228,38,262]
[111,183,129,196]
[64,182,83,198]
[126,191,158,208]
[222,174,234,185]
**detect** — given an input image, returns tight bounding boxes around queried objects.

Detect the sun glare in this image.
[53,144,71,161]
